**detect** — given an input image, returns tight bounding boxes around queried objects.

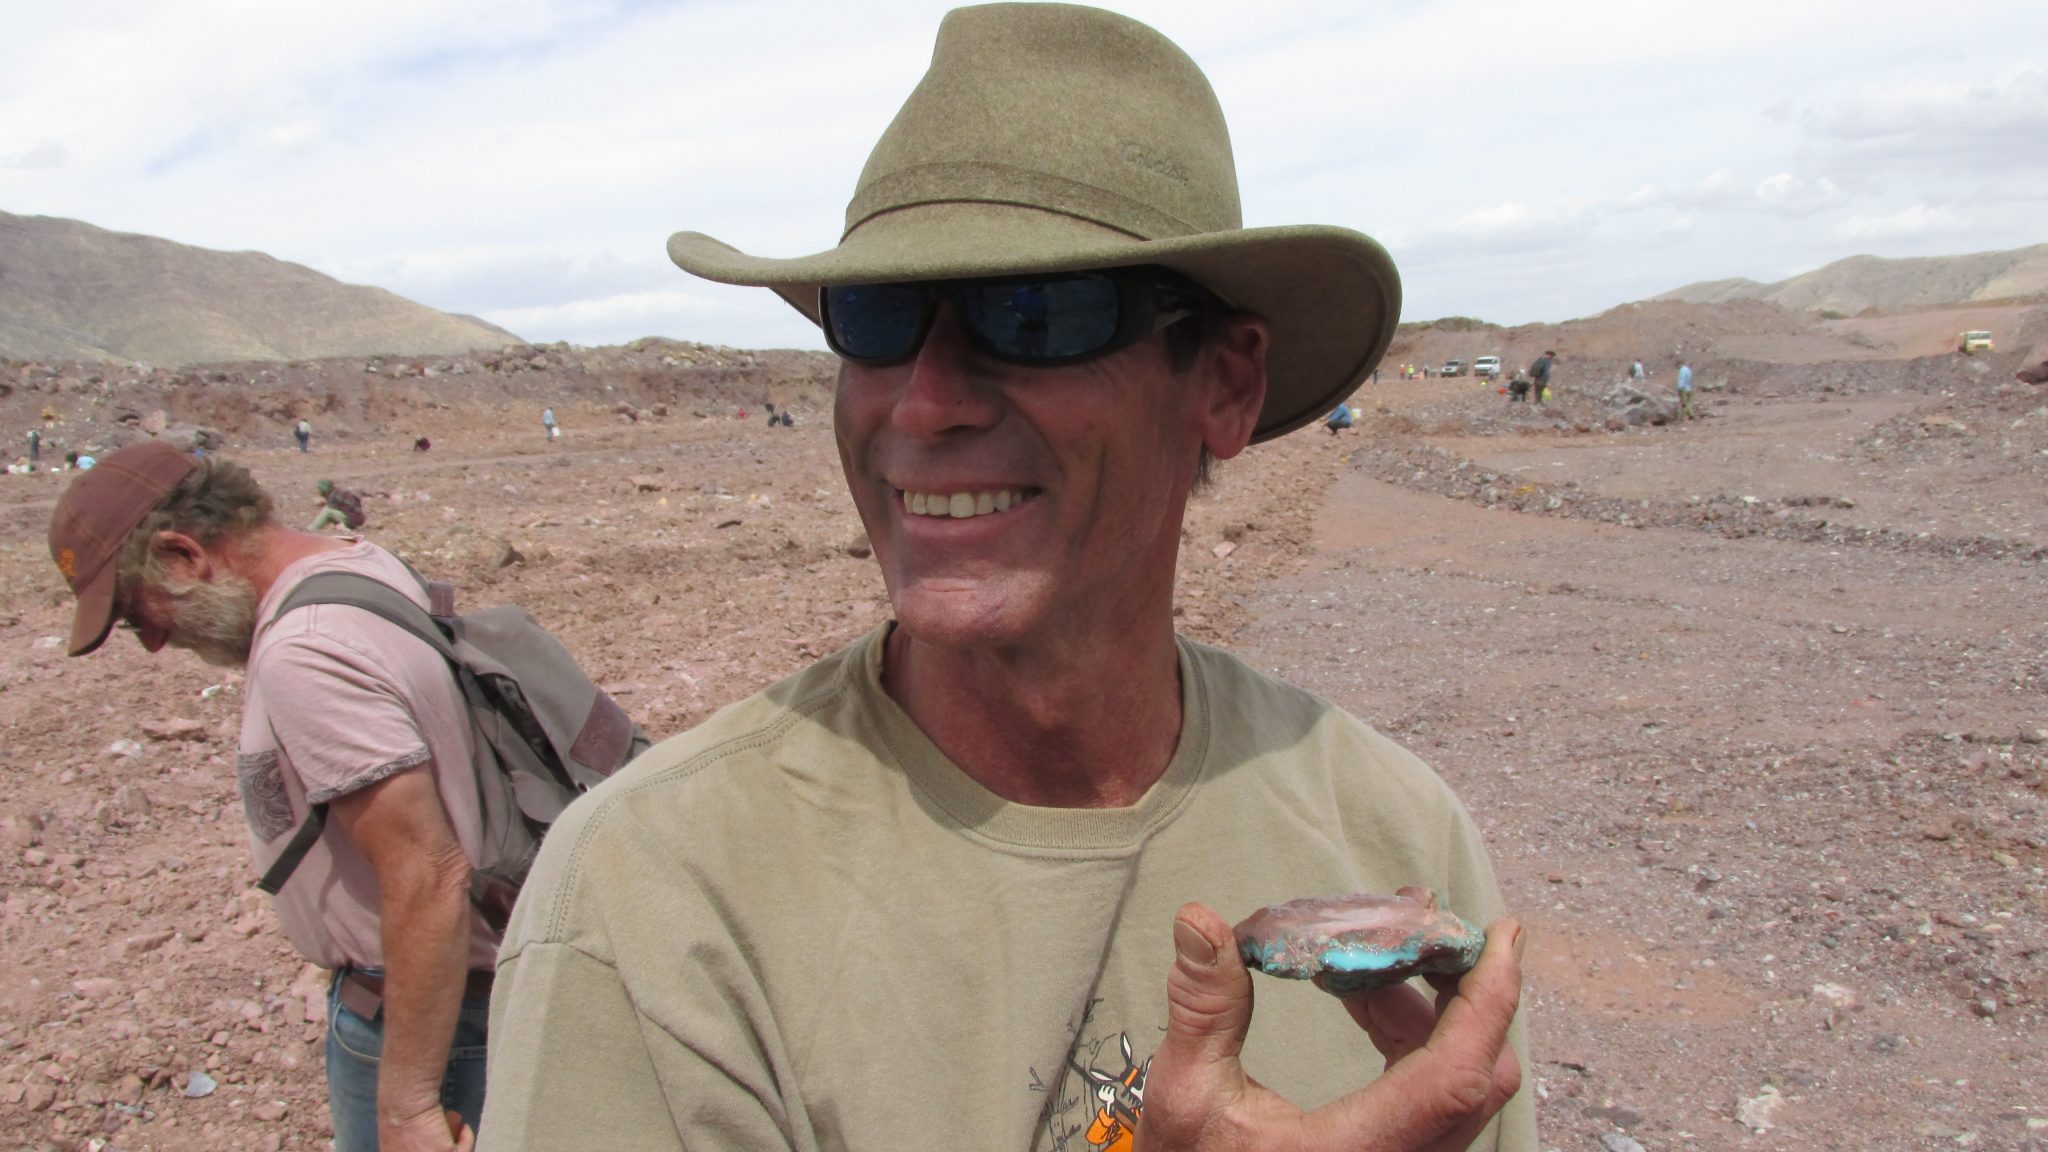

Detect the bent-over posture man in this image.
[484,6,1534,1151]
[50,443,493,1152]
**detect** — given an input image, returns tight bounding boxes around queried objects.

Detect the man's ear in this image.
[148,531,213,583]
[1198,313,1270,462]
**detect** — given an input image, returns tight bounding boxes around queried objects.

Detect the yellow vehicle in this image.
[1959,330,1994,354]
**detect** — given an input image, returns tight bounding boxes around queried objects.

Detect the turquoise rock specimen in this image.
[1233,886,1487,996]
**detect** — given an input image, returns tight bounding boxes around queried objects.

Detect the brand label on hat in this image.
[55,547,76,582]
[1120,140,1187,184]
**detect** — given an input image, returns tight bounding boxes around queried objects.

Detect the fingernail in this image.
[1174,919,1217,967]
[1511,925,1527,962]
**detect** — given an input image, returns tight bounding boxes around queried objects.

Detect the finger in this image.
[446,1109,466,1139]
[455,1124,477,1152]
[1305,920,1525,1149]
[1135,903,1259,1151]
[1340,981,1438,1064]
[1158,903,1256,1070]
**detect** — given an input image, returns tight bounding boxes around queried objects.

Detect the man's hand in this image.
[380,1104,473,1152]
[1135,903,1524,1152]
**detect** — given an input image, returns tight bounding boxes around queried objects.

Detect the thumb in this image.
[1158,903,1256,1071]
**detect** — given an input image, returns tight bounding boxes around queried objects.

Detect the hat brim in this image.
[668,203,1400,443]
[68,559,119,657]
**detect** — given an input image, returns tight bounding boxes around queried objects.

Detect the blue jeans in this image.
[326,971,491,1152]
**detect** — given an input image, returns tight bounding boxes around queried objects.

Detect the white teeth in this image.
[897,488,1032,519]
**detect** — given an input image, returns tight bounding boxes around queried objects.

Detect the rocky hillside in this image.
[0,211,518,366]
[1655,243,2048,314]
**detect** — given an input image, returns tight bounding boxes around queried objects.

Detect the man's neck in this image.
[227,525,353,602]
[882,616,1185,809]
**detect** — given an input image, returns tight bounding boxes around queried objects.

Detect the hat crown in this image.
[846,3,1241,245]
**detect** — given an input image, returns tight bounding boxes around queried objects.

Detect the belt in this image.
[336,967,494,1020]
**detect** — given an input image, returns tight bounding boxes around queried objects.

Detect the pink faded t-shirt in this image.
[237,539,498,971]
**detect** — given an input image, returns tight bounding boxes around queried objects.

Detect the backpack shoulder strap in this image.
[269,571,456,662]
[254,570,459,897]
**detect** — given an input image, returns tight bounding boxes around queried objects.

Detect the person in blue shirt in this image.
[1676,360,1694,420]
[1325,403,1355,434]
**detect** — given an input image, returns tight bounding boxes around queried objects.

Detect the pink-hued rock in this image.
[1233,886,1486,995]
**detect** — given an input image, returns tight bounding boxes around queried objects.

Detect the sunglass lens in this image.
[824,284,929,361]
[961,275,1120,361]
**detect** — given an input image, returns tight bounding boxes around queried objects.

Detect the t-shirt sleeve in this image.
[259,631,434,805]
[480,943,689,1152]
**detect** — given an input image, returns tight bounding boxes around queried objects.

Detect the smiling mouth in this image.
[898,487,1041,519]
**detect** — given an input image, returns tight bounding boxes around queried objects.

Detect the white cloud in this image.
[1834,204,1972,242]
[1753,172,1841,216]
[1,139,65,169]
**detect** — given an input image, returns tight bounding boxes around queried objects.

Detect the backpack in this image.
[328,489,367,530]
[254,571,651,933]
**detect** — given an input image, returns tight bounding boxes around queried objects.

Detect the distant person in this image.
[48,444,495,1152]
[1326,403,1355,433]
[1508,370,1530,403]
[295,419,312,453]
[308,479,367,532]
[1529,350,1555,405]
[66,450,95,470]
[27,428,41,468]
[414,435,433,452]
[1676,359,1694,419]
[541,407,558,441]
[1630,360,1644,381]
[2018,358,2048,386]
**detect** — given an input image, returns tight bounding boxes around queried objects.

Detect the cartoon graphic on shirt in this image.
[1032,1005,1155,1152]
[1074,1034,1148,1152]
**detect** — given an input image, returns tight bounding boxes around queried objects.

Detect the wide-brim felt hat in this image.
[667,2,1401,443]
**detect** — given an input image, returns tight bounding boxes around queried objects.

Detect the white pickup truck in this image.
[1472,355,1502,379]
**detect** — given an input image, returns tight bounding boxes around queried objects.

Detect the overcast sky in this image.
[4,0,2044,350]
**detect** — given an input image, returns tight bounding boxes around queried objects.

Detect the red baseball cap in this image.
[47,442,199,656]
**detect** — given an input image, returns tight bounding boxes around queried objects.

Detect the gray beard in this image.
[160,572,260,667]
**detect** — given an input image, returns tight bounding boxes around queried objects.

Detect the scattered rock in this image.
[105,738,144,757]
[141,718,208,742]
[1737,1085,1785,1133]
[845,534,873,559]
[182,1070,217,1098]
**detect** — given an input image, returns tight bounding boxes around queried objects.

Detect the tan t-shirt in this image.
[238,539,498,971]
[483,627,1536,1151]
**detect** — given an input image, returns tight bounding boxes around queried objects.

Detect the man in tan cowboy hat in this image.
[483,5,1533,1151]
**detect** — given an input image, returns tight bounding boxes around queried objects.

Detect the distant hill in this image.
[0,210,519,366]
[1654,243,2048,314]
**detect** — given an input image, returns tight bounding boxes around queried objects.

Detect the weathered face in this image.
[834,307,1233,652]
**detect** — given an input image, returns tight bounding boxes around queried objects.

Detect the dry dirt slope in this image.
[1655,243,2048,315]
[0,210,516,367]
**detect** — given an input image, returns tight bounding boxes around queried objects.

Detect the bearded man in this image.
[49,442,491,1152]
[484,5,1534,1151]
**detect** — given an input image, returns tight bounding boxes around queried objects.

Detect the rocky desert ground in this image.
[1,298,2045,1151]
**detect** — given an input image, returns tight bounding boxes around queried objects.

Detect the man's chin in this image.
[889,583,1045,651]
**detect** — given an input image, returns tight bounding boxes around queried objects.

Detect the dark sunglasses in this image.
[820,268,1211,366]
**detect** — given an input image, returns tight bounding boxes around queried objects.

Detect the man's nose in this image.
[892,305,1003,439]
